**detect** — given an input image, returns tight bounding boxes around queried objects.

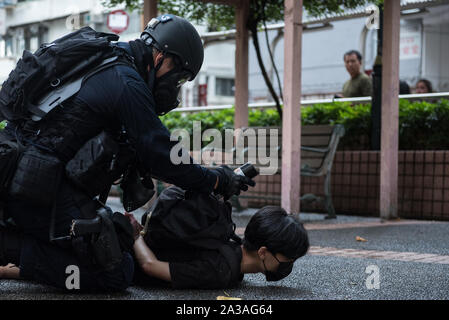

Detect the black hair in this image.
[344,50,362,62]
[243,206,309,260]
[400,80,410,94]
[417,78,433,93]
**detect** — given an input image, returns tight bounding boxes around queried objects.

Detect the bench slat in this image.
[301,125,335,135]
[301,135,331,147]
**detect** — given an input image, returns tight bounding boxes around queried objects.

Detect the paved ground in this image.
[1,199,448,300]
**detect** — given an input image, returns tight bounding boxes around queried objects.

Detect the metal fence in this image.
[174,92,449,113]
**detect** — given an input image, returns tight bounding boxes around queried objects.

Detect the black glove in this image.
[213,165,256,200]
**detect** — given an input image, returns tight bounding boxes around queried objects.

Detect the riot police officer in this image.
[1,14,255,291]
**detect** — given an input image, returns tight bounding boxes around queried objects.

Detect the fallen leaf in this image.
[217,296,242,300]
[356,236,368,242]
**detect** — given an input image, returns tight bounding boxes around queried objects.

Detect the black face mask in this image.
[263,254,294,282]
[129,39,192,116]
[150,66,191,116]
[145,52,192,116]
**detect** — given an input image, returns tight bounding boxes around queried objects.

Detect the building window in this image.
[215,77,235,96]
[5,36,13,56]
[0,39,5,57]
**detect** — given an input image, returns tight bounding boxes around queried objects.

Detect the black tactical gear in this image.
[213,165,256,201]
[0,21,244,291]
[140,14,204,115]
[142,14,204,79]
[0,27,125,125]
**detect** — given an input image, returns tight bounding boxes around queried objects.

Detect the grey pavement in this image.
[1,198,448,300]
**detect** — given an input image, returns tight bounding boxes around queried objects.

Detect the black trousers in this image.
[3,179,134,292]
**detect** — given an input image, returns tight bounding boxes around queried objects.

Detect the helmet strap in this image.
[129,39,153,82]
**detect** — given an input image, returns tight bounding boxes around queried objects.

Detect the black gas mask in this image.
[149,63,192,116]
[129,38,192,116]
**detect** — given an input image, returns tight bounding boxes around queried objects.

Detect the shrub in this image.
[160,99,449,150]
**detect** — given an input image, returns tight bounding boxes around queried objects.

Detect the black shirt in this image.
[133,242,244,289]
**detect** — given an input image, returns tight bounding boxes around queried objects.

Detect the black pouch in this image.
[121,165,155,212]
[91,207,123,272]
[65,131,133,198]
[9,146,63,206]
[0,139,22,198]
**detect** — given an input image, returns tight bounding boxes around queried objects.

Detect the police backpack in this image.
[0,26,131,124]
[141,186,242,251]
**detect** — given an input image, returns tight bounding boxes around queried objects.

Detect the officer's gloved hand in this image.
[213,165,256,201]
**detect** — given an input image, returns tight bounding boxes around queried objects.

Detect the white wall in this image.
[5,0,95,28]
[422,6,449,92]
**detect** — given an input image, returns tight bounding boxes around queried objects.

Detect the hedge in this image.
[160,99,449,150]
[2,99,448,150]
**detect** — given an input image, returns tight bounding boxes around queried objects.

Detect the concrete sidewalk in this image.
[1,202,448,300]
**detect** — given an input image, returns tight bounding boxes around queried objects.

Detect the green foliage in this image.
[399,99,449,150]
[103,0,374,31]
[160,99,449,150]
[0,120,6,130]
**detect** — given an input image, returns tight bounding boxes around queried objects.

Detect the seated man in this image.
[129,205,310,289]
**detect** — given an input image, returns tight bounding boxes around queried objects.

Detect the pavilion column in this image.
[380,0,400,219]
[142,0,158,30]
[281,0,302,214]
[234,0,249,129]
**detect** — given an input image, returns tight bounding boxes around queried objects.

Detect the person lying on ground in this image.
[1,194,308,290]
[128,204,310,289]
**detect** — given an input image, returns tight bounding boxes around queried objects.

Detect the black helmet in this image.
[141,14,204,81]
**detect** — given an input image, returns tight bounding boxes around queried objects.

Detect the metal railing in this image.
[174,92,449,113]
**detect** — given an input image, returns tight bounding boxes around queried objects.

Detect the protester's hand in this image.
[124,212,143,240]
[213,165,256,200]
[0,263,17,278]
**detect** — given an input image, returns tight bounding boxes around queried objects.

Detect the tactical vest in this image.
[1,27,154,214]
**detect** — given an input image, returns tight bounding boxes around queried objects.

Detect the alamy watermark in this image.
[365,265,380,290]
[169,122,279,175]
[365,5,380,30]
[65,265,80,290]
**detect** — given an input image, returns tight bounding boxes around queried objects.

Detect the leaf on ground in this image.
[356,236,368,242]
[217,296,242,300]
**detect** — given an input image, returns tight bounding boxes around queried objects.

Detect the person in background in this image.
[400,80,411,94]
[337,50,373,98]
[415,79,433,94]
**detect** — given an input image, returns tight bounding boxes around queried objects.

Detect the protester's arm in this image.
[133,236,171,282]
[0,263,21,279]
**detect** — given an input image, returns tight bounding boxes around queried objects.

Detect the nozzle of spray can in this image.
[234,162,259,179]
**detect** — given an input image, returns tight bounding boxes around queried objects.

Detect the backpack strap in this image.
[30,55,135,122]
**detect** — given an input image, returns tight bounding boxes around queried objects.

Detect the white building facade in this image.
[1,0,448,107]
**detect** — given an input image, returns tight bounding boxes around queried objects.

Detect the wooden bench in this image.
[205,125,345,218]
[155,124,344,218]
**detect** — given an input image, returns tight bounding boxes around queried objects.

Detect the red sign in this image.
[107,10,129,34]
[198,84,208,106]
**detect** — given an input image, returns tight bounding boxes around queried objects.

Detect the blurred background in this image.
[1,0,448,107]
